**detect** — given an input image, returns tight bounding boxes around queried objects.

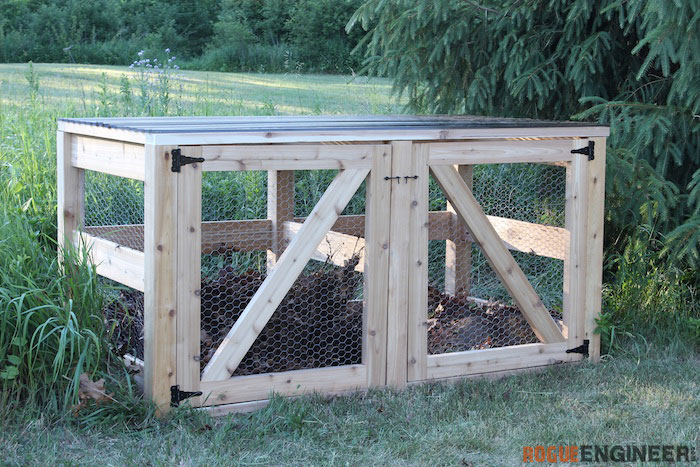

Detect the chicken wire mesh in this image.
[102,280,145,360]
[83,170,145,251]
[200,170,367,377]
[427,163,566,354]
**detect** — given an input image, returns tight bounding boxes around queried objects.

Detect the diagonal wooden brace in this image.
[430,165,565,344]
[201,168,370,382]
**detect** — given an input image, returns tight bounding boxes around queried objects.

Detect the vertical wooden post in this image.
[144,144,179,413]
[267,170,295,271]
[445,165,473,295]
[564,141,589,354]
[363,145,391,387]
[56,131,84,262]
[585,137,606,362]
[176,147,202,404]
[386,141,412,388]
[407,144,429,382]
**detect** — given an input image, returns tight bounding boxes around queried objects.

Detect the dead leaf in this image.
[78,372,109,402]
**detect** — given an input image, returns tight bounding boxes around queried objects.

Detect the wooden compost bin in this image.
[57,116,609,415]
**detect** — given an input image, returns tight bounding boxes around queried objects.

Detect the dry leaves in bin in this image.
[70,372,115,415]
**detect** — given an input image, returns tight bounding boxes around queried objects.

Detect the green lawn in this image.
[0,63,698,465]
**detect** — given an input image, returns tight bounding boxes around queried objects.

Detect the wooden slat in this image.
[143,144,178,414]
[386,141,412,388]
[428,140,574,165]
[199,144,379,171]
[176,152,202,403]
[363,145,391,387]
[282,222,365,272]
[426,342,579,380]
[199,364,367,406]
[266,170,294,270]
[57,131,84,264]
[565,145,589,351]
[71,135,145,180]
[151,127,610,146]
[201,168,370,382]
[585,138,606,362]
[201,219,273,254]
[76,232,145,291]
[445,166,473,295]
[485,216,568,261]
[407,144,429,382]
[430,165,565,344]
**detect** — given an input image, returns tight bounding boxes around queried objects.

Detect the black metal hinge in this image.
[171,148,205,172]
[170,385,203,407]
[571,141,595,161]
[566,339,590,357]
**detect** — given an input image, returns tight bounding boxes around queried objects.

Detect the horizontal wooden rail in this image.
[199,364,367,406]
[426,342,578,380]
[75,231,145,291]
[428,140,574,165]
[71,135,145,180]
[196,144,386,171]
[283,221,365,272]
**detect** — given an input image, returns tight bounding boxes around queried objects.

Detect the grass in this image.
[1,352,698,465]
[0,61,698,464]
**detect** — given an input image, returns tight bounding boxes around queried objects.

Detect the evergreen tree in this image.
[349,0,700,267]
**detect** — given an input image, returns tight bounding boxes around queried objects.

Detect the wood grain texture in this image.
[71,135,145,180]
[57,131,84,264]
[76,232,145,291]
[143,144,178,414]
[363,145,391,387]
[585,138,606,362]
[266,170,294,271]
[445,166,473,295]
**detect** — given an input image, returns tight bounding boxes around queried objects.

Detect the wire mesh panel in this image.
[83,170,145,251]
[102,281,145,360]
[427,163,566,354]
[199,169,367,377]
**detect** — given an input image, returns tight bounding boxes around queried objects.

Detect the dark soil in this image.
[104,261,559,375]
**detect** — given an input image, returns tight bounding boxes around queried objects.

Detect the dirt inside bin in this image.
[104,259,560,376]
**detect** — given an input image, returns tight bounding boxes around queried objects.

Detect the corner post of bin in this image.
[267,170,295,271]
[585,137,606,362]
[144,143,179,414]
[445,165,473,296]
[56,130,84,264]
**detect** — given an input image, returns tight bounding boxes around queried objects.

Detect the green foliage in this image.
[0,0,364,73]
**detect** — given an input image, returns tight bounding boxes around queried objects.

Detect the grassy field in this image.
[0,63,698,465]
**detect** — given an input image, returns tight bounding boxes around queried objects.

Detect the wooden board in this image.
[428,140,574,165]
[75,232,145,292]
[430,164,565,344]
[266,170,294,270]
[426,342,579,380]
[283,221,365,272]
[176,153,202,404]
[363,145,392,387]
[201,168,370,382]
[445,166,473,295]
[199,144,379,171]
[71,135,145,180]
[57,131,84,264]
[386,141,412,388]
[406,144,429,382]
[143,144,179,414]
[200,364,367,406]
[585,138,606,361]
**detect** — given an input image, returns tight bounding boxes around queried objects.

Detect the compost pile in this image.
[104,261,560,376]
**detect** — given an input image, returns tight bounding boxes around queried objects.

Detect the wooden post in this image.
[445,165,473,295]
[144,144,179,413]
[564,141,590,354]
[176,148,202,404]
[585,138,606,361]
[386,141,412,388]
[56,131,84,262]
[267,170,295,271]
[407,144,429,382]
[363,145,391,387]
